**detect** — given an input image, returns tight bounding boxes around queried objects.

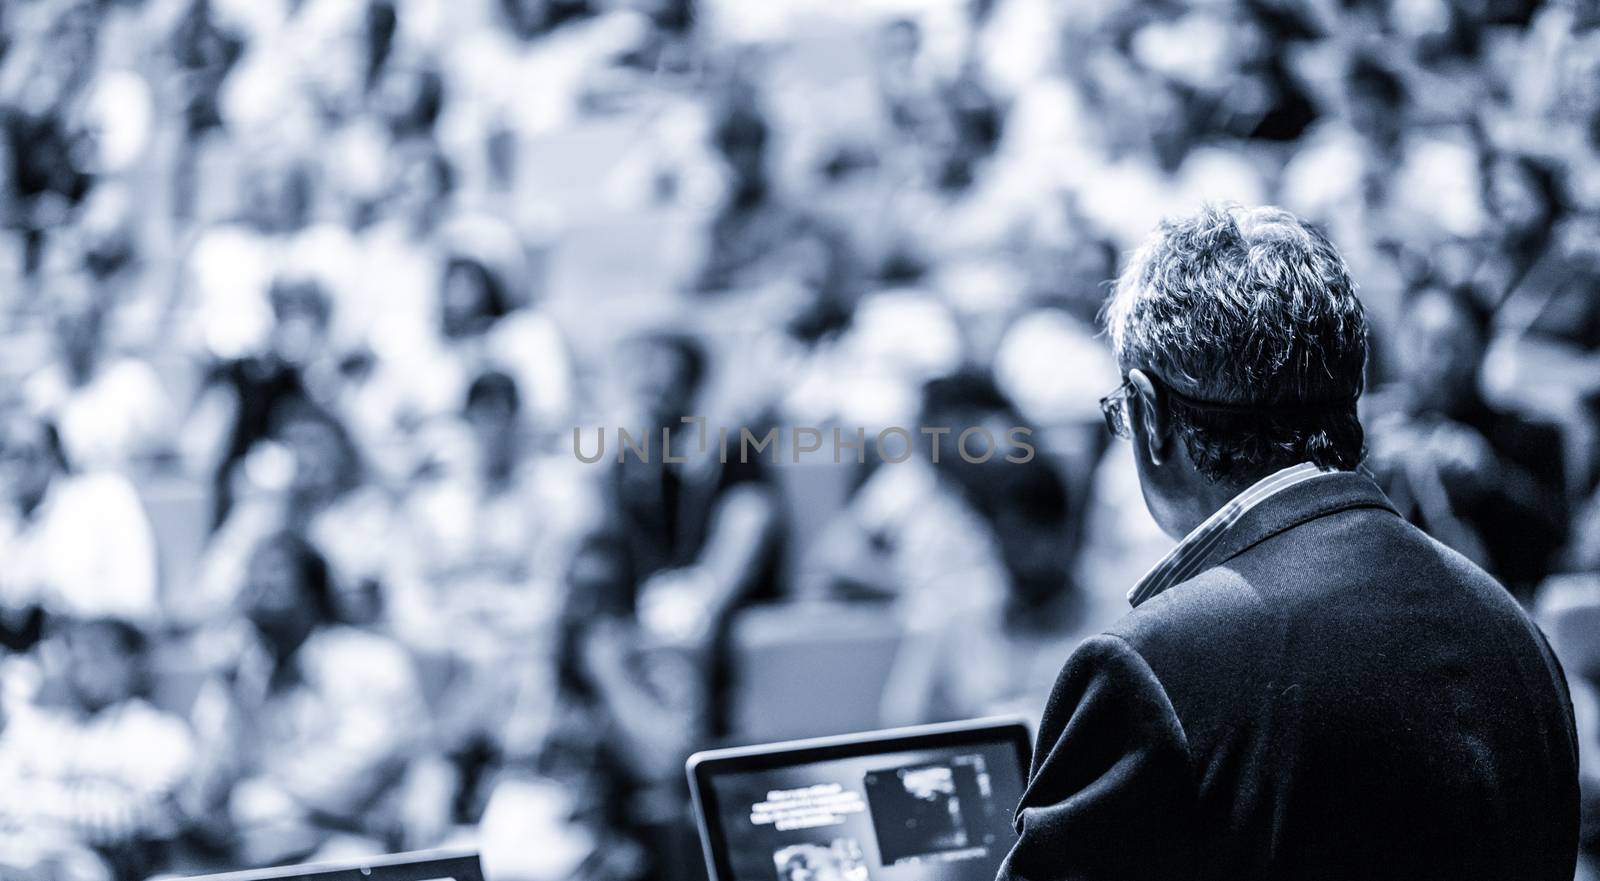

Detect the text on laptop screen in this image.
[707,740,1026,881]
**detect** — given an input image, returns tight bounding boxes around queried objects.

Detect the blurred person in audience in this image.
[434,244,573,423]
[195,273,334,530]
[876,51,1034,281]
[61,185,143,299]
[995,220,1167,611]
[196,400,393,626]
[1282,51,1483,349]
[303,5,430,236]
[994,219,1120,480]
[880,436,1090,727]
[0,0,100,275]
[391,369,592,652]
[0,617,197,881]
[334,142,458,474]
[187,531,445,866]
[0,411,159,633]
[804,370,1029,626]
[1474,151,1568,300]
[1076,85,1267,252]
[436,0,659,195]
[375,237,574,445]
[387,370,597,802]
[692,89,855,317]
[873,17,941,153]
[352,141,456,328]
[1506,0,1600,147]
[1488,210,1600,484]
[167,0,245,224]
[774,288,964,443]
[550,529,707,881]
[371,52,442,148]
[179,154,314,376]
[24,285,173,471]
[1367,283,1569,598]
[2,2,1600,877]
[604,330,780,738]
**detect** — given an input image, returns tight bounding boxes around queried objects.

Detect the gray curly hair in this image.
[1103,203,1368,483]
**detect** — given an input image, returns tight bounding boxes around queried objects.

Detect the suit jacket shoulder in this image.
[1004,471,1580,881]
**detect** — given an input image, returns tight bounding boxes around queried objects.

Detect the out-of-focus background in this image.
[1,0,1599,878]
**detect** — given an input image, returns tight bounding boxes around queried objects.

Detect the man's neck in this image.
[1168,466,1294,539]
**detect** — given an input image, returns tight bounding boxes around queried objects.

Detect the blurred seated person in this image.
[192,274,336,530]
[873,17,943,153]
[774,289,963,437]
[179,155,316,385]
[378,245,574,439]
[547,529,708,881]
[1487,213,1600,485]
[187,532,445,865]
[194,401,392,625]
[166,0,244,222]
[387,372,597,806]
[994,226,1122,525]
[0,618,196,881]
[880,447,1092,726]
[0,97,92,275]
[24,286,173,471]
[877,59,1030,276]
[692,90,856,314]
[800,370,1032,624]
[0,411,159,639]
[1366,284,1568,599]
[390,370,595,655]
[803,369,1088,722]
[1472,152,1567,301]
[604,331,781,734]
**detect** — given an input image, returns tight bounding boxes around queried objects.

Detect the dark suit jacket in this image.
[1000,471,1579,880]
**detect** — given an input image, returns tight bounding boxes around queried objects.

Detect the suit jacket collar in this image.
[1131,470,1400,608]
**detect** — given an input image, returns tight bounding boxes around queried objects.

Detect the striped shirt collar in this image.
[1127,462,1334,608]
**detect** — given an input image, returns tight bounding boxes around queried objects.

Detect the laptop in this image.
[181,849,484,881]
[688,718,1033,881]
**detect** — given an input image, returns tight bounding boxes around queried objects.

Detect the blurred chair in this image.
[148,639,211,718]
[770,458,861,593]
[726,600,903,744]
[135,471,213,618]
[1540,574,1600,679]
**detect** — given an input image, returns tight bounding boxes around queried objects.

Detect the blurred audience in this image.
[875,371,1090,726]
[603,330,781,745]
[1367,284,1568,598]
[187,531,438,866]
[24,289,172,471]
[0,411,158,632]
[0,618,196,881]
[196,400,392,626]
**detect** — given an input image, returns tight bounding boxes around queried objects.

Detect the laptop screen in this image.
[179,850,485,881]
[689,721,1031,881]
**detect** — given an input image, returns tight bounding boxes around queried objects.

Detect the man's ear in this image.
[1127,368,1167,466]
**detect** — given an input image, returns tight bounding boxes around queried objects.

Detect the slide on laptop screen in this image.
[688,718,1032,881]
